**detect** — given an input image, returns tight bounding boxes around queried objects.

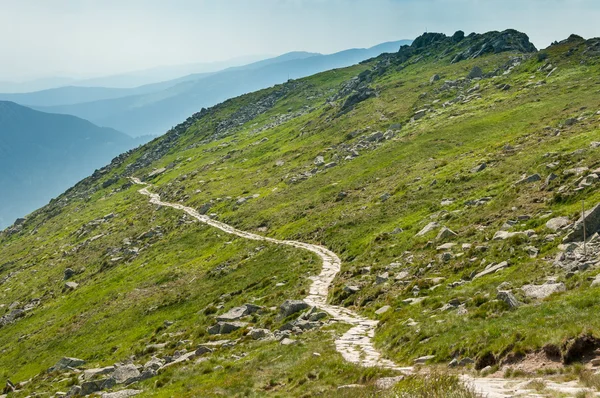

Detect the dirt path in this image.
[132,178,597,397]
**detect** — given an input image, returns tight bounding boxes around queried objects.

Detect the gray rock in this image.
[343,285,361,294]
[563,202,600,242]
[83,366,115,380]
[375,305,391,315]
[468,66,483,79]
[81,379,108,395]
[515,173,541,185]
[459,357,475,366]
[143,357,164,371]
[416,221,440,236]
[280,338,297,346]
[430,74,440,84]
[309,312,327,321]
[473,261,509,279]
[497,290,520,308]
[216,304,260,322]
[471,162,487,173]
[249,328,270,340]
[522,282,566,299]
[65,385,82,398]
[448,358,459,367]
[413,109,427,120]
[64,281,79,290]
[49,357,86,372]
[280,300,309,317]
[64,268,76,280]
[436,226,457,240]
[101,390,143,398]
[314,156,325,166]
[112,364,140,384]
[208,321,247,335]
[414,355,435,364]
[376,272,389,284]
[493,230,528,241]
[546,216,571,231]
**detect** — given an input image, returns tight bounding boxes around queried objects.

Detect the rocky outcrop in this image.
[563,202,600,242]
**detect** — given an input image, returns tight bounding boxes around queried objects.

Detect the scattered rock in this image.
[497,290,520,308]
[430,74,440,84]
[436,226,457,240]
[375,305,391,315]
[414,355,435,364]
[208,321,247,335]
[467,66,483,79]
[49,357,86,372]
[515,173,541,185]
[111,364,140,384]
[522,282,566,299]
[63,268,76,280]
[493,231,528,241]
[546,216,571,231]
[64,281,79,290]
[473,261,509,279]
[563,202,600,242]
[416,222,440,236]
[279,300,309,317]
[471,162,487,173]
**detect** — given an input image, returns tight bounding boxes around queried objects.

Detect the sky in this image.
[2,0,600,81]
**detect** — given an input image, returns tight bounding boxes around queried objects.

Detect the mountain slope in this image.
[34,40,410,136]
[0,101,139,228]
[2,30,600,397]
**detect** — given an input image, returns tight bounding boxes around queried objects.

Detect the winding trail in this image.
[132,178,408,371]
[132,178,595,397]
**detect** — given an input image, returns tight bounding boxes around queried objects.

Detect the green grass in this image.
[2,34,600,395]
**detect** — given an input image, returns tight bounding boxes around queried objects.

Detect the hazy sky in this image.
[2,0,600,80]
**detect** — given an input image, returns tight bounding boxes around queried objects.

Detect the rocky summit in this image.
[2,28,600,397]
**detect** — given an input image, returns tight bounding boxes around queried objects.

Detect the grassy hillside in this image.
[1,30,600,396]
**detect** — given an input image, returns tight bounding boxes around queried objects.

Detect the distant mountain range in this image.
[0,101,143,228]
[3,41,410,137]
[0,54,271,93]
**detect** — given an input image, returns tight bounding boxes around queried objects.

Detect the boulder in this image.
[49,357,86,372]
[64,281,79,290]
[563,202,600,242]
[81,379,108,395]
[430,74,440,83]
[314,156,325,166]
[83,366,115,380]
[208,321,247,335]
[497,290,520,308]
[249,328,270,340]
[280,300,309,317]
[112,364,140,384]
[467,66,483,79]
[493,231,528,241]
[522,282,566,299]
[143,357,165,371]
[546,216,571,231]
[216,304,260,322]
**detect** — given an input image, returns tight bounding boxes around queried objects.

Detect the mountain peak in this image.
[394,29,537,64]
